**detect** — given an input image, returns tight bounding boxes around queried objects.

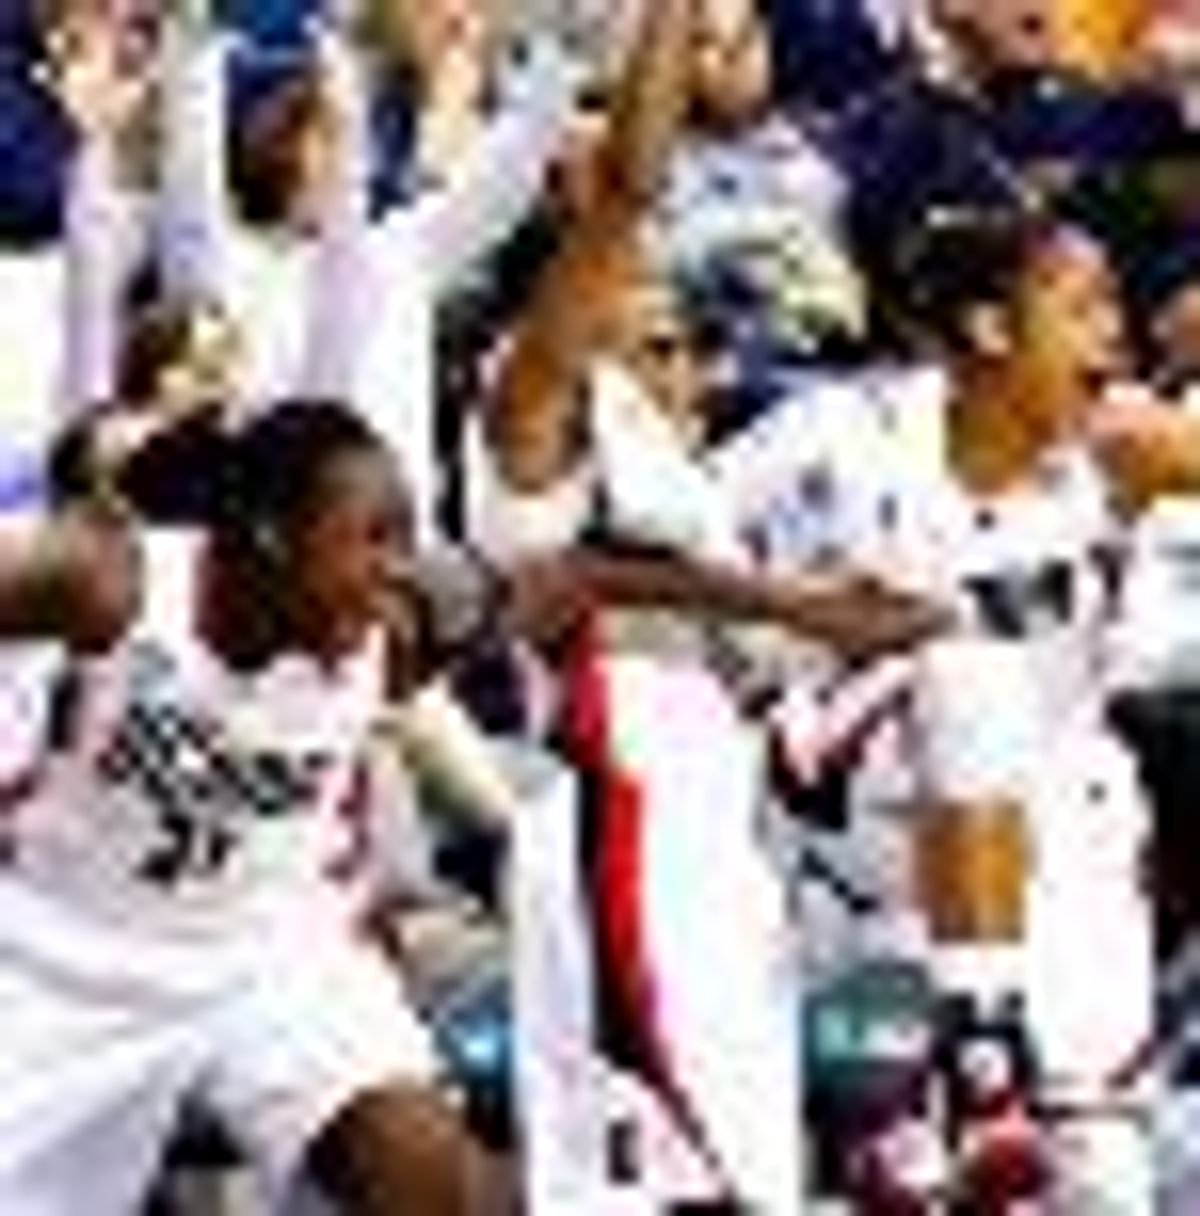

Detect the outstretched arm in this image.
[380,540,945,703]
[501,546,949,662]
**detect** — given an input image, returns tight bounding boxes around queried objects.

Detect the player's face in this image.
[289,447,414,657]
[690,0,772,128]
[369,0,490,73]
[613,272,708,451]
[1010,228,1128,440]
[289,103,342,234]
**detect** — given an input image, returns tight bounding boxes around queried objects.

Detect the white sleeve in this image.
[410,39,582,295]
[60,135,140,414]
[300,28,376,400]
[155,24,233,304]
[464,421,594,560]
[382,681,526,833]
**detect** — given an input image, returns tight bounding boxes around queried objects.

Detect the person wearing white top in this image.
[0,400,518,1215]
[850,204,1200,1211]
[472,2,945,1208]
[154,0,584,539]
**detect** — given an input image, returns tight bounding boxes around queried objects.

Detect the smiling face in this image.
[1005,226,1128,440]
[608,267,709,449]
[284,445,415,660]
[207,404,418,669]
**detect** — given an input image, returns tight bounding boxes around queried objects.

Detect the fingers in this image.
[40,3,158,137]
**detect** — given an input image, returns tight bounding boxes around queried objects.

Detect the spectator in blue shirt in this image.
[829,0,1185,335]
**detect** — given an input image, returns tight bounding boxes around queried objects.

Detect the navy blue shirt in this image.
[833,64,1186,271]
[0,0,71,246]
[0,0,416,240]
[760,0,897,112]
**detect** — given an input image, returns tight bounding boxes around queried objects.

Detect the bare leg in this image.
[308,1083,518,1216]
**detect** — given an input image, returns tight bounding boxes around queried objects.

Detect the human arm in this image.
[413,33,586,294]
[0,506,139,652]
[1089,383,1200,514]
[498,545,949,661]
[155,0,234,304]
[51,4,151,413]
[375,680,526,833]
[485,0,695,493]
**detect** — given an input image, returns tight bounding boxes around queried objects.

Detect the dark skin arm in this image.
[0,503,140,654]
[382,542,946,700]
[487,0,695,493]
[500,546,949,663]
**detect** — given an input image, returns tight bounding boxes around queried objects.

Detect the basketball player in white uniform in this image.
[0,398,550,1215]
[154,0,583,538]
[470,1,948,1208]
[830,207,1200,1212]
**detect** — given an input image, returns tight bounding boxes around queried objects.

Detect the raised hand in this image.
[42,2,157,142]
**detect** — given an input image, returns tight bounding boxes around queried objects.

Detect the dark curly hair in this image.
[882,204,1067,353]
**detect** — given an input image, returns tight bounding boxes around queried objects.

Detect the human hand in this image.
[42,2,157,141]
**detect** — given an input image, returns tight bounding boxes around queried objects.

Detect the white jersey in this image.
[157,30,580,541]
[717,366,1120,730]
[470,363,803,1213]
[3,531,385,948]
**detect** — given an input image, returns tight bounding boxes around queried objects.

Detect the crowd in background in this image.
[5,0,1200,1212]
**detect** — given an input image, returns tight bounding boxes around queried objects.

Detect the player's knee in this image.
[309,1081,506,1216]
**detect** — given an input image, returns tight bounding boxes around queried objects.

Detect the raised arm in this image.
[298,19,377,401]
[155,0,234,305]
[413,33,586,295]
[486,0,695,493]
[51,5,151,414]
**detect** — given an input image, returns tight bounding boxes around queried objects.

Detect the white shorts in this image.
[0,882,437,1215]
[604,657,803,1214]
